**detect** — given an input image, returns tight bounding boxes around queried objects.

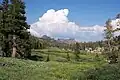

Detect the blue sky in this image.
[0,0,119,41]
[25,0,120,26]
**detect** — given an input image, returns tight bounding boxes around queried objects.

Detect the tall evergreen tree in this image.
[0,0,31,58]
[0,0,11,57]
[74,42,80,61]
[9,0,31,58]
[104,18,119,63]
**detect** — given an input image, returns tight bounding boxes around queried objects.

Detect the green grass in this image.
[32,47,105,62]
[0,57,105,80]
[0,47,106,80]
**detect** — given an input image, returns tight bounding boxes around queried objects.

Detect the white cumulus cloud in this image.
[30,9,119,42]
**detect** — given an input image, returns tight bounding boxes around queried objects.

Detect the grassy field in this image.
[0,47,106,80]
[32,47,105,62]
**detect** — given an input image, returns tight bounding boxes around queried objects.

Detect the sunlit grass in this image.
[0,47,106,80]
[0,57,105,80]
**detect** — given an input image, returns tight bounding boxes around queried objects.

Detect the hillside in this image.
[0,48,106,80]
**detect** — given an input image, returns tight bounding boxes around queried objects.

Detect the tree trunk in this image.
[12,45,16,57]
[12,35,16,57]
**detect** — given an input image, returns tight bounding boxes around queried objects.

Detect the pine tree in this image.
[0,0,11,57]
[66,52,70,61]
[0,0,31,58]
[9,0,31,58]
[74,42,80,61]
[0,2,3,56]
[104,18,119,63]
[104,19,114,63]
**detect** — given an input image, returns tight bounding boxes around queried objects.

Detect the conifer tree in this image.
[9,0,31,58]
[104,17,120,63]
[74,42,80,61]
[66,52,70,61]
[0,0,31,58]
[0,0,11,57]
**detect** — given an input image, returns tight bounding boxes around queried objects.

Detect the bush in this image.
[70,64,120,80]
[85,64,120,80]
[28,55,44,61]
[56,57,68,62]
[70,71,86,80]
